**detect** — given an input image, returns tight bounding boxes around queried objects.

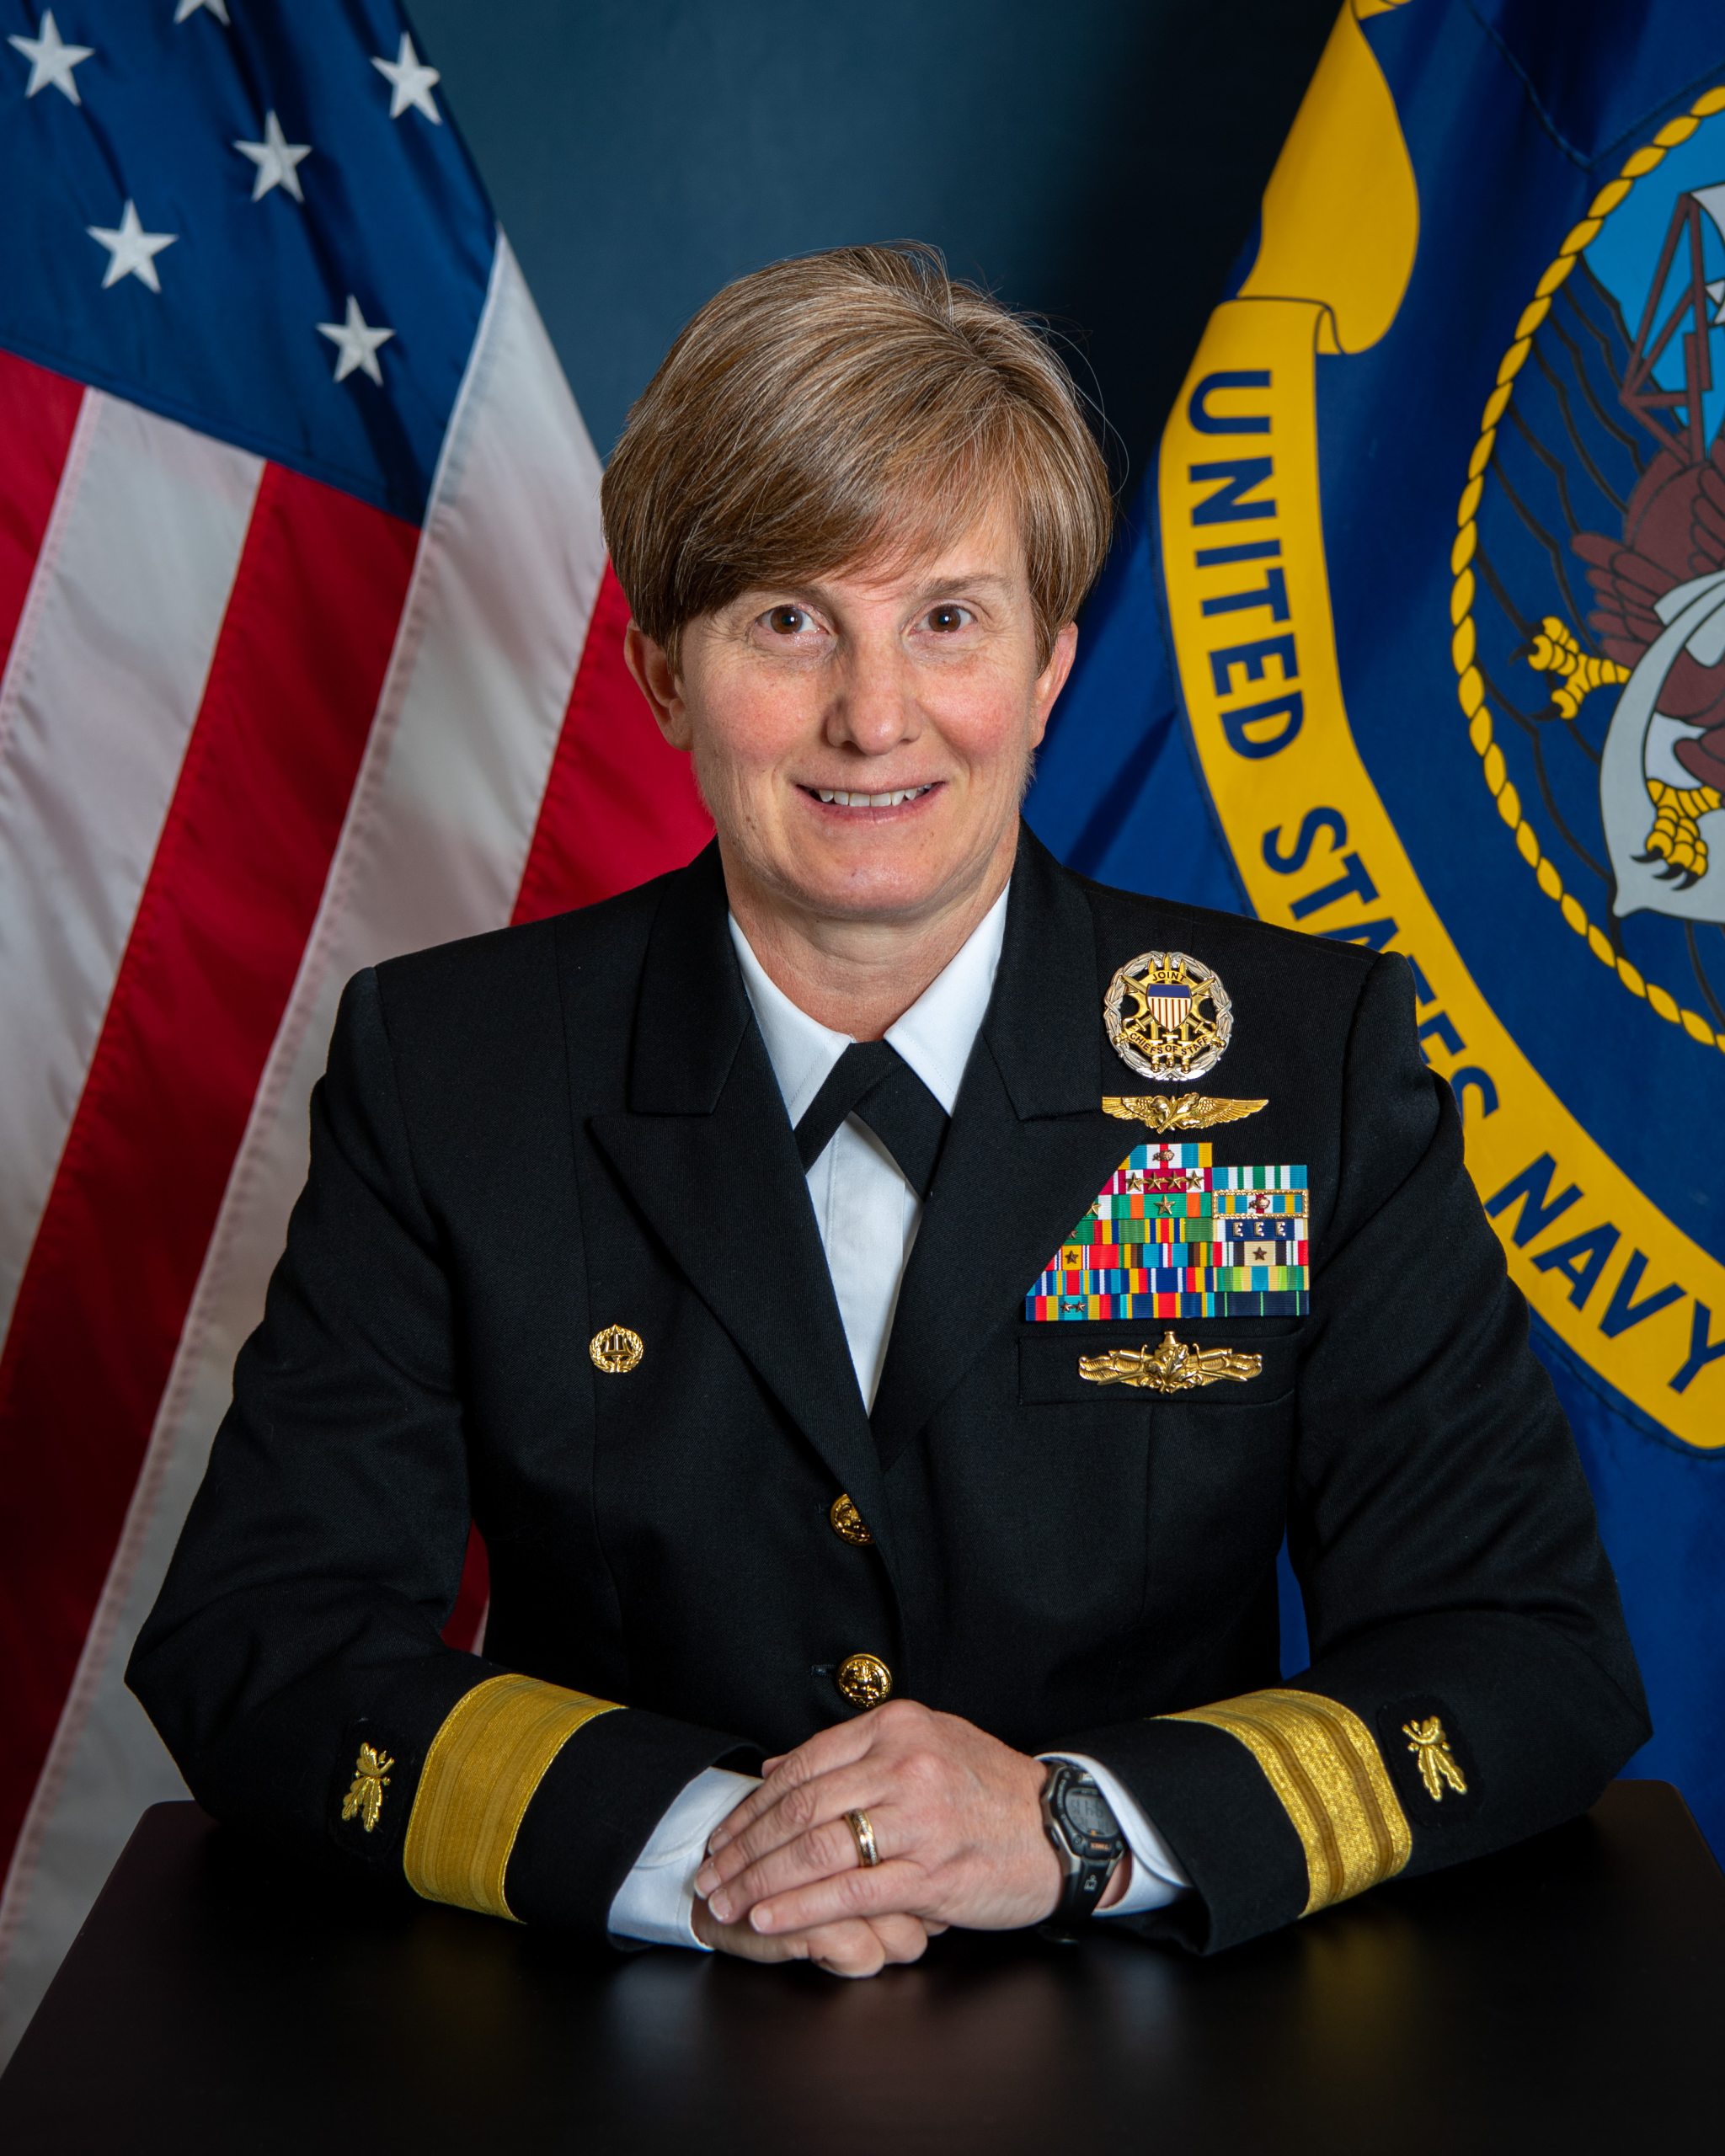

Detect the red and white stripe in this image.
[1146,992,1190,1032]
[0,392,264,1342]
[0,237,711,2059]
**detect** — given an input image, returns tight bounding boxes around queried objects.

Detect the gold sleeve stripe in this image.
[402,1673,622,1921]
[1162,1686,1412,1915]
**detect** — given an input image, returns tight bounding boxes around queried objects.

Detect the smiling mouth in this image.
[805,783,938,808]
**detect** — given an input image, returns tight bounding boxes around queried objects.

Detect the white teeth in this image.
[814,786,931,807]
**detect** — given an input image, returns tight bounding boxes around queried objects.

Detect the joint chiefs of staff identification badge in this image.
[1104,951,1233,1084]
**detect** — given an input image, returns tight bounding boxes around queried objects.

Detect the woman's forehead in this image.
[797,499,1029,601]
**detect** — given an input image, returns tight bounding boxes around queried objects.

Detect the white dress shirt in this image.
[606,890,1188,1946]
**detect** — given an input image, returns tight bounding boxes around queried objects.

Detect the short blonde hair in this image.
[601,244,1114,670]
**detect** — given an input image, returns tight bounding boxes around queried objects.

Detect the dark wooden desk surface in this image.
[2,1784,1722,2155]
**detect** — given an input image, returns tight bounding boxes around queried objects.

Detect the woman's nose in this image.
[827,645,920,753]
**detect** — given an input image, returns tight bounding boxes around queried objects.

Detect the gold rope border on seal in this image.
[1451,83,1725,1059]
[402,1673,622,1920]
[1162,1687,1412,1915]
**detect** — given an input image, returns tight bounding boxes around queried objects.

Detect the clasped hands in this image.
[690,1699,1130,1977]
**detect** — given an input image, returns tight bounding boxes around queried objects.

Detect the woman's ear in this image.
[1029,618,1080,747]
[623,621,692,750]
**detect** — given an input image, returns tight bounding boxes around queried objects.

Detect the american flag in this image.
[0,0,709,2057]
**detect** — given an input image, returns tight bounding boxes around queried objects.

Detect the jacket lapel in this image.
[870,831,1132,1472]
[585,846,894,1559]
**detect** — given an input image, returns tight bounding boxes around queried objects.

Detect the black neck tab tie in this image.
[793,1041,949,1201]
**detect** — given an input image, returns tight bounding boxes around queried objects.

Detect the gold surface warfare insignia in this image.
[1102,1092,1267,1133]
[1103,951,1234,1083]
[1077,1330,1263,1392]
[341,1742,394,1833]
[1403,1716,1468,1801]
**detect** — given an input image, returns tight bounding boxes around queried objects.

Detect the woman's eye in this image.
[764,605,813,636]
[924,604,972,633]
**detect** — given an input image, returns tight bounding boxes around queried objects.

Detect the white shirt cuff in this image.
[1039,1752,1190,1918]
[605,1765,761,1949]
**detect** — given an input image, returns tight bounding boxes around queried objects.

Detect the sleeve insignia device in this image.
[1078,1331,1264,1392]
[340,1742,395,1833]
[1403,1716,1470,1801]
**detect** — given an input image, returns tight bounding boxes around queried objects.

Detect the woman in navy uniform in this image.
[130,245,1648,1976]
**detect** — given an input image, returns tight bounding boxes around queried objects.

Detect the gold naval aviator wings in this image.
[1103,1094,1268,1134]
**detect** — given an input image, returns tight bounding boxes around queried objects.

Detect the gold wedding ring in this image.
[844,1807,880,1868]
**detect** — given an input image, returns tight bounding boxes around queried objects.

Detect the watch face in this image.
[1060,1778,1122,1854]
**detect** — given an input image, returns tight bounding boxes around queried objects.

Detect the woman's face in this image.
[628,500,1077,934]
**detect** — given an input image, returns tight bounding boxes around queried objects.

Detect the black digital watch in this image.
[1038,1760,1126,1940]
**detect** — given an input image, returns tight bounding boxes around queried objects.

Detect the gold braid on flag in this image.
[402,1673,622,1920]
[1162,1687,1411,1914]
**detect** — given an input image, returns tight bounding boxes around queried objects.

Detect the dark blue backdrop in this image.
[409,0,1335,483]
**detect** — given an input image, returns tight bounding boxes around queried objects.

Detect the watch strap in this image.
[1039,1761,1124,1940]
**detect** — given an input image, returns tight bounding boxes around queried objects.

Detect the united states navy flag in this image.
[1030,0,1725,1857]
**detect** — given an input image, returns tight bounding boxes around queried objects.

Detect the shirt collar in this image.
[729,883,1011,1126]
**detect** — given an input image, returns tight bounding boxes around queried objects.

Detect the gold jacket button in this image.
[829,1493,873,1546]
[836,1652,893,1708]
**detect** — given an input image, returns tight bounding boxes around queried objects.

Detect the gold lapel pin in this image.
[590,1325,644,1375]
